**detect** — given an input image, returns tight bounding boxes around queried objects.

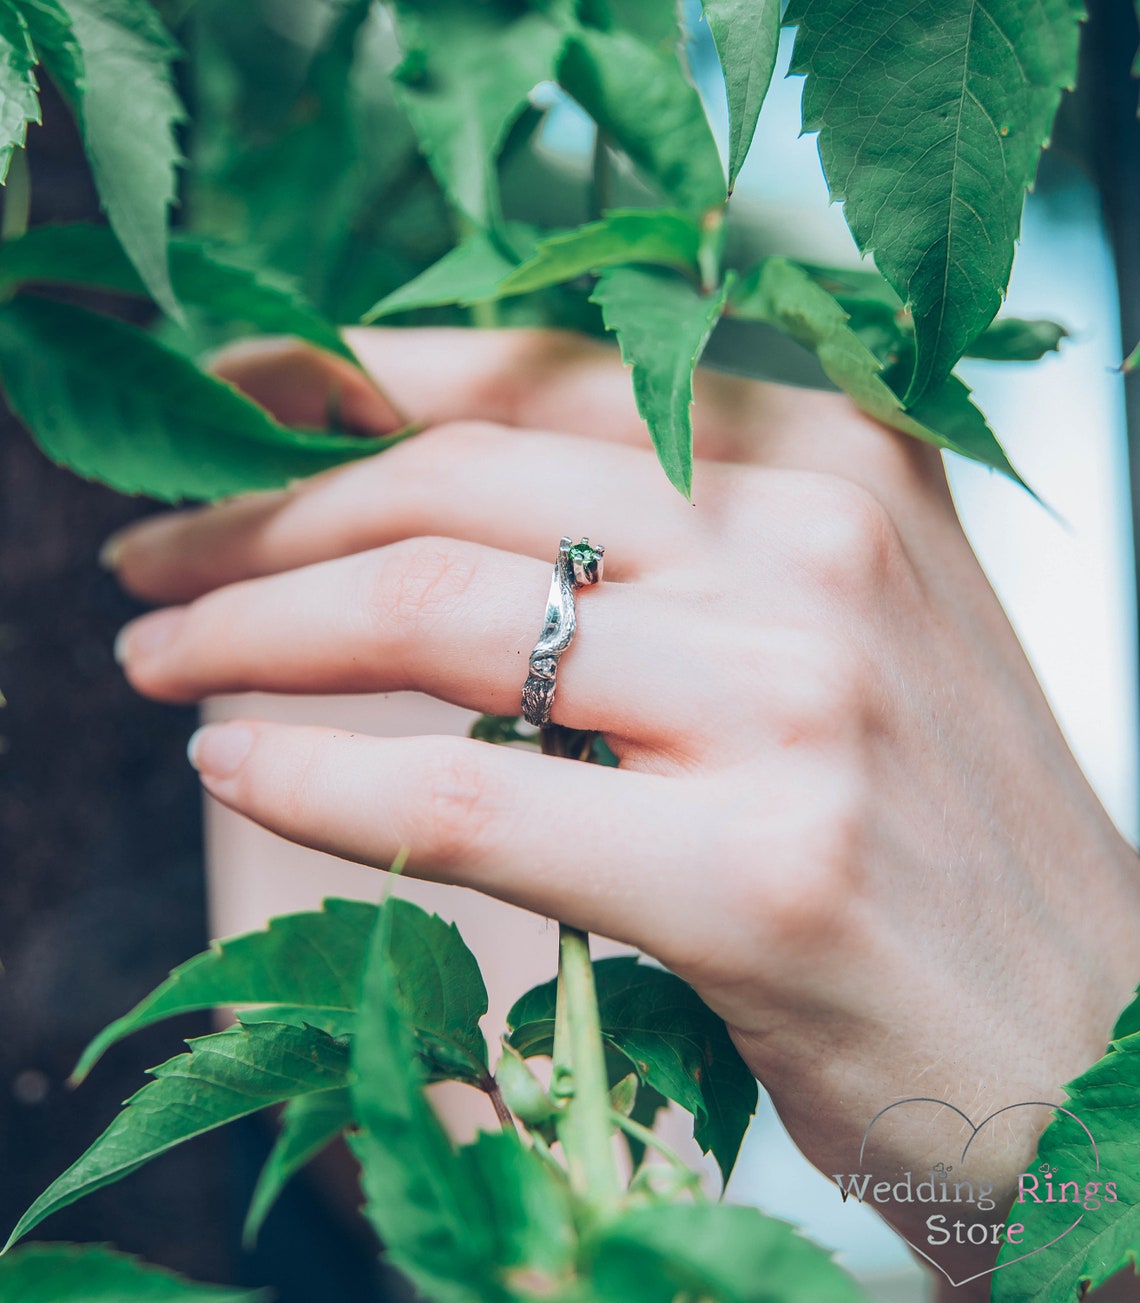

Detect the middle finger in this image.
[108,422,713,605]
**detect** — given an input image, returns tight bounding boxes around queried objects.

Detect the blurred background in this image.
[3,1,1140,1299]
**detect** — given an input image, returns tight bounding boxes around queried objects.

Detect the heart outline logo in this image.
[856,1097,1099,1288]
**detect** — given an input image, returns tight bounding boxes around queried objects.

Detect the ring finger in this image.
[115,535,712,747]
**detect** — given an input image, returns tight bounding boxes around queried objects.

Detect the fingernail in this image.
[187,723,254,778]
[114,608,185,666]
[98,529,128,572]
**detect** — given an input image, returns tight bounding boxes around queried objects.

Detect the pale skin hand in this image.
[106,328,1140,1291]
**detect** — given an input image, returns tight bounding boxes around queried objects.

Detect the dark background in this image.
[0,85,390,1302]
[0,84,232,1283]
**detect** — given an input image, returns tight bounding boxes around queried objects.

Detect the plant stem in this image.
[486,1076,517,1133]
[470,296,501,330]
[456,212,502,330]
[552,922,621,1214]
[590,129,612,222]
[698,206,725,295]
[541,726,620,1215]
[612,1111,705,1197]
[2,149,31,244]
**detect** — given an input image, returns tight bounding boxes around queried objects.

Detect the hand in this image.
[107,328,1140,1285]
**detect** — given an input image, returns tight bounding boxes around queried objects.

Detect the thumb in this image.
[208,336,406,435]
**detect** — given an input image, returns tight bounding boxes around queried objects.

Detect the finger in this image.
[106,423,691,604]
[115,536,698,743]
[218,328,941,489]
[185,720,721,965]
[214,327,773,459]
[206,336,405,434]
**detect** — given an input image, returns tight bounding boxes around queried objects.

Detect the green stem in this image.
[470,296,501,330]
[2,149,31,244]
[612,1111,705,1197]
[552,922,621,1214]
[164,0,200,27]
[457,213,502,329]
[590,129,612,222]
[528,1128,567,1179]
[697,206,726,295]
[486,1076,517,1133]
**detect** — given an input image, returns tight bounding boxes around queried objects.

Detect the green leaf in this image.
[0,2,40,184]
[235,1005,359,1041]
[623,1065,669,1170]
[243,1086,353,1250]
[801,263,1067,365]
[366,209,703,322]
[469,713,616,767]
[964,316,1069,361]
[701,0,781,190]
[786,0,1084,403]
[18,0,82,89]
[364,229,517,320]
[495,1041,558,1127]
[579,0,678,47]
[507,955,758,1183]
[559,26,726,215]
[0,223,355,360]
[496,209,702,296]
[609,1070,638,1118]
[591,265,728,498]
[202,0,377,317]
[4,1022,349,1251]
[794,263,910,364]
[905,372,1029,481]
[469,713,541,748]
[1113,985,1140,1040]
[588,1202,867,1303]
[0,1243,268,1302]
[0,295,397,503]
[74,896,489,1090]
[1121,339,1140,374]
[384,901,491,1086]
[74,898,377,1083]
[34,0,185,319]
[352,897,577,1301]
[993,1033,1140,1301]
[391,0,566,226]
[457,1130,577,1287]
[730,257,1027,485]
[348,898,504,1303]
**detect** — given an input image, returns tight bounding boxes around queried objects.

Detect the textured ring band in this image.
[520,537,604,727]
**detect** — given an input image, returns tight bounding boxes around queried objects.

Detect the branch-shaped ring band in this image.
[520,537,604,728]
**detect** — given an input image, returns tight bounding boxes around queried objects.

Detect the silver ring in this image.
[521,537,604,727]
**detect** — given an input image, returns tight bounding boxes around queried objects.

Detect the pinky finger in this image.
[187,720,711,960]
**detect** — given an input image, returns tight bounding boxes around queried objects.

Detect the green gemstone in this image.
[568,539,602,566]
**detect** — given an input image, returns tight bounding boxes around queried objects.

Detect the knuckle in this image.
[755,630,875,745]
[729,776,866,953]
[363,537,480,647]
[466,329,589,426]
[794,479,901,598]
[382,421,512,536]
[405,740,499,867]
[461,332,551,424]
[418,419,511,463]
